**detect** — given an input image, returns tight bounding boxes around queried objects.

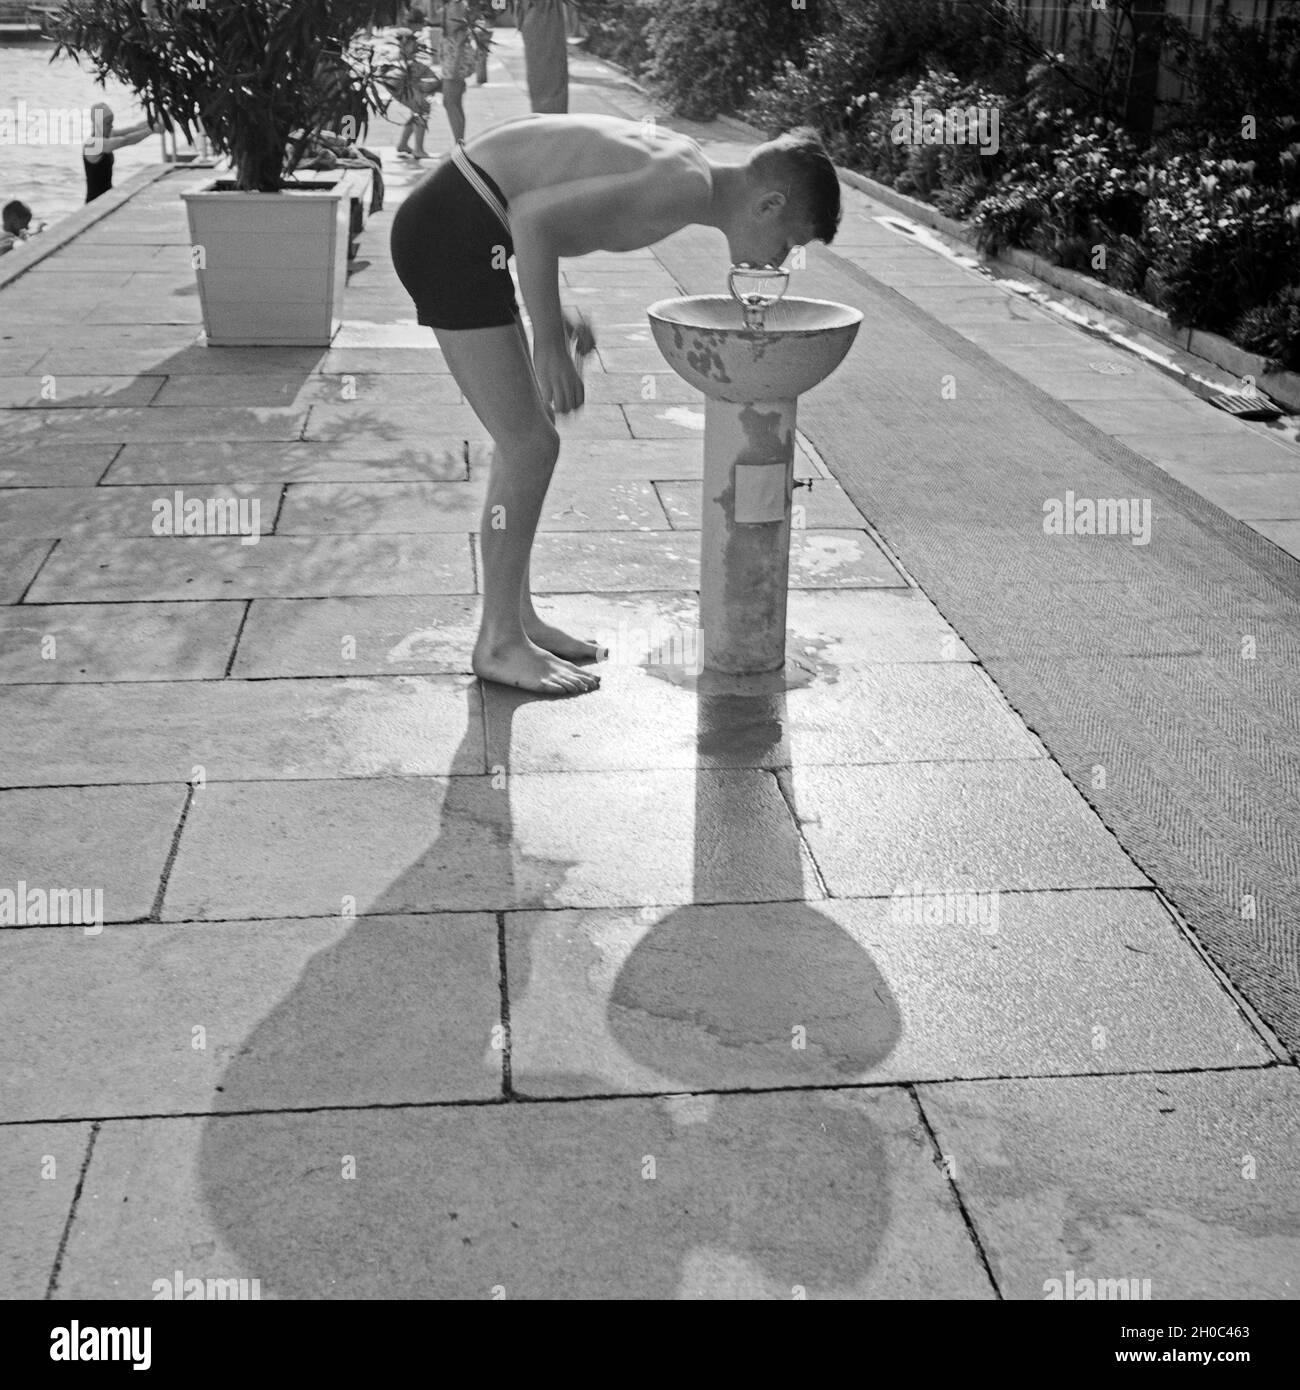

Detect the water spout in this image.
[727,265,790,331]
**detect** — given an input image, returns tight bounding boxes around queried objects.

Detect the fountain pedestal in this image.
[647,292,863,675]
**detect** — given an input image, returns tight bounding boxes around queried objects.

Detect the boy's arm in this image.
[512,161,704,344]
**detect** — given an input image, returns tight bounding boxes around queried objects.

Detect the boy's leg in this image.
[432,322,599,695]
[442,79,466,143]
[508,317,601,663]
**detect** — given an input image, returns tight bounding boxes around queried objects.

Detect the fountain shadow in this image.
[196,668,903,1298]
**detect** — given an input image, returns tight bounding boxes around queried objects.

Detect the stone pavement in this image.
[1,30,1298,1300]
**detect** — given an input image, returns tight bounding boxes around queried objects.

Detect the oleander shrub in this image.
[642,0,824,122]
[574,0,654,77]
[745,0,1018,167]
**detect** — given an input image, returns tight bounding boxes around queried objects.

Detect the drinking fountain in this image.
[648,271,862,674]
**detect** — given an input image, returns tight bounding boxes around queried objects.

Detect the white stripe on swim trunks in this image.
[451,142,509,234]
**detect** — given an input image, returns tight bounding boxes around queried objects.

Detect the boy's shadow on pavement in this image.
[199,677,902,1298]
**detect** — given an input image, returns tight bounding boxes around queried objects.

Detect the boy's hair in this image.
[2,200,31,233]
[748,127,841,244]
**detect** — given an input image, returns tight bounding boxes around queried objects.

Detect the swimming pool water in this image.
[1,39,154,232]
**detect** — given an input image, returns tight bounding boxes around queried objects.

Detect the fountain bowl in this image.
[648,295,863,402]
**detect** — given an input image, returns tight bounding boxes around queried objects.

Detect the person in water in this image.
[390,115,840,696]
[83,103,158,203]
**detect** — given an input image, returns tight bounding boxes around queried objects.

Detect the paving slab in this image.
[484,661,1041,774]
[1179,471,1300,521]
[0,601,244,683]
[26,534,474,601]
[162,769,819,920]
[276,480,485,534]
[332,322,450,349]
[0,675,480,785]
[917,1069,1300,1299]
[0,915,502,1122]
[474,436,819,482]
[786,760,1150,897]
[56,1089,991,1298]
[0,1122,93,1298]
[0,375,164,409]
[1251,518,1300,561]
[0,443,119,488]
[150,373,462,408]
[103,440,468,485]
[0,484,276,540]
[1,406,307,444]
[0,784,185,922]
[506,889,1269,1097]
[0,346,52,374]
[1064,396,1256,438]
[578,373,702,405]
[232,595,480,677]
[303,400,488,443]
[1001,362,1196,404]
[656,477,867,529]
[528,529,905,592]
[311,347,452,375]
[0,539,52,602]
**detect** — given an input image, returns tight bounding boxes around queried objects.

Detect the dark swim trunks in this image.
[389,148,518,331]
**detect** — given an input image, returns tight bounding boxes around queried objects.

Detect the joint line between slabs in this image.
[221,600,254,679]
[43,1120,100,1300]
[15,539,59,606]
[147,783,196,923]
[906,1084,1003,1299]
[4,1061,1290,1132]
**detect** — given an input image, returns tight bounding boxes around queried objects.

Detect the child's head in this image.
[2,200,31,235]
[735,127,842,267]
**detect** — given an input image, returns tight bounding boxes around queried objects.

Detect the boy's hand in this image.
[534,342,585,415]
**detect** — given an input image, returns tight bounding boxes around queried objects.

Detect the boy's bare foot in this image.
[524,618,606,665]
[473,635,601,695]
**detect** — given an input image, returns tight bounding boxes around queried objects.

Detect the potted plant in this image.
[52,0,388,346]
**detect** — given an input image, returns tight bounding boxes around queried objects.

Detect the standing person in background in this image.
[388,29,437,160]
[438,2,478,145]
[83,103,157,203]
[517,0,569,114]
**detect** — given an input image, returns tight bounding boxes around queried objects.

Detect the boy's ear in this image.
[755,190,786,219]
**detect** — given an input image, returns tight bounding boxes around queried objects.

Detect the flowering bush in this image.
[1141,149,1300,338]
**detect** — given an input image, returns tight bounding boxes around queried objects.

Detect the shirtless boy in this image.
[390,115,841,695]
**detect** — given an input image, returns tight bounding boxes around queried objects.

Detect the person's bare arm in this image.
[85,121,157,161]
[511,161,706,411]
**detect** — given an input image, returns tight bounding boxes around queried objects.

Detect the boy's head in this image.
[730,127,841,268]
[2,201,31,235]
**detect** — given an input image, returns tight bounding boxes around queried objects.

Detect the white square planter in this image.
[181,178,352,347]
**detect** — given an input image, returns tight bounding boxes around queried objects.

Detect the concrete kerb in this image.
[0,163,176,291]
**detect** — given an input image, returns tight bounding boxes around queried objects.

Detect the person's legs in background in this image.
[519,0,569,114]
[442,77,467,144]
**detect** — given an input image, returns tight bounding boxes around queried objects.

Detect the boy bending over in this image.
[391,116,841,695]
